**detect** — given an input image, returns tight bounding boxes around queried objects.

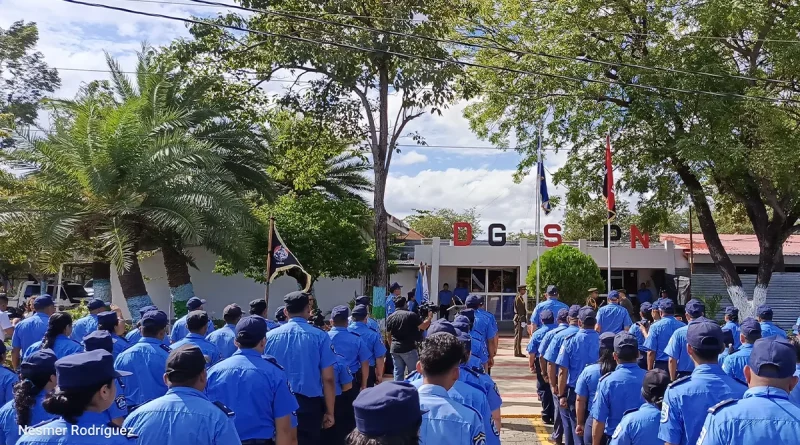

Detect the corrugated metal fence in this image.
[691,273,800,330]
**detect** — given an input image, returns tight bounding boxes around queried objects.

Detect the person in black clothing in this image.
[386,296,433,381]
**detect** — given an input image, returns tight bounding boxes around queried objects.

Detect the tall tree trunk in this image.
[162,241,194,320]
[373,64,390,295]
[118,253,153,321]
[91,260,112,303]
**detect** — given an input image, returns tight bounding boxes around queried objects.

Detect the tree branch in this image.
[352,85,379,151]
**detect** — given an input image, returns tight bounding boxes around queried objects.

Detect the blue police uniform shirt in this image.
[697,386,800,445]
[263,317,337,398]
[114,337,169,408]
[410,378,498,445]
[126,328,170,346]
[543,325,579,364]
[366,317,380,331]
[575,363,601,414]
[266,319,281,331]
[0,391,49,445]
[759,321,787,339]
[721,343,753,383]
[333,354,353,396]
[0,367,16,406]
[110,334,132,360]
[11,313,49,353]
[591,363,647,435]
[791,365,800,405]
[17,411,129,445]
[658,364,747,445]
[471,331,489,365]
[70,314,98,342]
[453,287,470,303]
[170,333,221,368]
[527,322,556,354]
[24,335,82,360]
[418,384,486,445]
[664,324,696,374]
[556,328,600,387]
[122,386,241,445]
[439,289,454,306]
[205,324,237,360]
[385,295,396,316]
[476,309,499,341]
[596,304,633,334]
[407,299,419,313]
[636,289,652,303]
[206,349,299,440]
[721,321,741,349]
[643,316,684,361]
[328,327,370,374]
[629,322,648,352]
[530,299,569,327]
[348,321,387,366]
[538,323,569,357]
[170,315,215,343]
[107,377,127,421]
[456,364,502,412]
[610,403,661,445]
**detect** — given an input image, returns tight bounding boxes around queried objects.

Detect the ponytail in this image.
[41,313,72,350]
[14,373,53,427]
[42,379,113,424]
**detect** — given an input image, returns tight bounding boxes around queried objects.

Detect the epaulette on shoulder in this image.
[707,398,737,414]
[406,371,421,381]
[212,401,235,417]
[471,365,486,375]
[599,372,613,381]
[31,418,58,428]
[668,375,691,388]
[564,333,577,341]
[368,326,379,333]
[160,344,171,353]
[464,380,486,394]
[350,331,361,337]
[460,366,480,378]
[459,400,482,419]
[622,407,639,418]
[262,354,284,370]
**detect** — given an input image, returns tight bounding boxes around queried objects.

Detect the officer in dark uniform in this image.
[697,337,800,444]
[347,381,425,444]
[264,291,337,445]
[206,304,242,360]
[122,345,241,445]
[513,285,528,357]
[170,311,221,368]
[114,310,171,409]
[206,316,299,445]
[83,330,127,425]
[610,369,670,444]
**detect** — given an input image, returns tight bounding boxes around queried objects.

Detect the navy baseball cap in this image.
[614,332,638,353]
[249,299,267,315]
[725,306,739,317]
[389,282,403,291]
[141,310,168,330]
[274,306,287,322]
[236,316,268,344]
[540,309,555,324]
[748,337,796,378]
[83,330,113,353]
[351,305,368,319]
[33,295,54,310]
[97,311,118,327]
[465,295,481,308]
[353,382,425,436]
[757,305,773,319]
[547,285,559,296]
[186,297,206,311]
[428,320,457,337]
[86,299,106,311]
[687,321,724,351]
[578,306,596,323]
[283,291,310,313]
[331,305,349,322]
[455,329,472,351]
[459,309,476,325]
[56,350,130,390]
[608,290,620,301]
[0,342,6,356]
[556,308,569,323]
[223,304,243,320]
[186,311,209,331]
[568,305,581,319]
[453,315,471,327]
[642,369,670,401]
[138,305,158,317]
[685,299,705,318]
[452,321,470,334]
[356,296,371,306]
[166,345,206,381]
[740,317,762,338]
[20,349,57,378]
[640,302,652,313]
[599,332,615,351]
[659,300,675,314]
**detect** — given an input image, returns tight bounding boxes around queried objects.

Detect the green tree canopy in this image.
[527,245,605,306]
[404,208,483,239]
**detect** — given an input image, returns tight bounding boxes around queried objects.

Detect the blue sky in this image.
[2,0,571,233]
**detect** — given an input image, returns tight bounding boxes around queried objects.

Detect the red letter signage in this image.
[453,222,473,246]
[630,224,650,249]
[544,224,563,247]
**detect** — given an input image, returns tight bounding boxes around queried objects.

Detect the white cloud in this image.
[393,150,428,166]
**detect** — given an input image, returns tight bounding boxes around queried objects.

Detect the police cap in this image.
[275,306,287,322]
[354,381,424,436]
[587,288,598,293]
[540,309,555,324]
[355,296,371,306]
[757,305,773,320]
[428,320,457,337]
[283,291,310,313]
[650,300,661,311]
[56,350,131,390]
[608,290,620,301]
[556,308,569,323]
[465,295,481,308]
[186,297,206,311]
[599,332,615,351]
[236,316,268,344]
[685,299,705,318]
[331,305,350,322]
[547,285,559,296]
[138,305,158,317]
[389,282,403,292]
[20,349,57,378]
[351,305,368,320]
[568,305,581,319]
[458,309,476,325]
[642,369,670,401]
[722,329,734,347]
[687,320,724,351]
[223,304,243,320]
[83,330,113,353]
[186,310,210,331]
[749,337,796,378]
[97,311,118,327]
[166,345,206,382]
[455,329,472,351]
[724,306,739,317]
[249,298,267,315]
[141,310,168,330]
[740,317,762,338]
[452,321,470,334]
[33,295,54,310]
[578,306,596,323]
[659,299,675,314]
[640,302,652,313]
[86,299,107,311]
[614,332,638,353]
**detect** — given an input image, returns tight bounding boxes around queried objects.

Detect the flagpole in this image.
[265,216,274,305]
[535,120,543,308]
[606,134,612,295]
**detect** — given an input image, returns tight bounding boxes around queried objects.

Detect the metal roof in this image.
[662,234,800,256]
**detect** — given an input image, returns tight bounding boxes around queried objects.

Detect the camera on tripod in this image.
[418,301,439,318]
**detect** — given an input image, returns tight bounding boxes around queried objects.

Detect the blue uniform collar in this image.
[330,327,349,332]
[138,336,164,345]
[34,312,48,319]
[75,410,111,426]
[56,334,71,342]
[167,386,209,399]
[224,323,236,329]
[418,384,451,399]
[185,333,205,340]
[579,328,596,334]
[289,317,309,325]
[234,348,261,358]
[616,363,640,371]
[744,386,790,400]
[692,364,725,375]
[739,343,754,350]
[557,323,568,328]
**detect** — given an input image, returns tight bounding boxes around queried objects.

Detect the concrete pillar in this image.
[579,239,588,253]
[431,237,441,303]
[665,240,676,274]
[519,238,529,286]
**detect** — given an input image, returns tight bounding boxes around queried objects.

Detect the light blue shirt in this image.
[643,316,684,361]
[596,303,633,334]
[205,324,237,360]
[530,299,569,327]
[333,355,353,396]
[17,411,128,444]
[70,314,98,342]
[11,313,49,353]
[385,295,396,316]
[629,322,648,352]
[721,343,753,383]
[591,363,647,435]
[439,290,454,305]
[457,365,502,412]
[24,335,82,360]
[0,368,16,407]
[543,325,579,363]
[328,327,370,374]
[664,324,696,373]
[126,328,170,346]
[791,365,800,405]
[0,391,48,445]
[107,377,127,422]
[470,330,489,364]
[263,317,337,398]
[206,349,299,440]
[658,364,747,445]
[170,333,221,368]
[575,363,602,414]
[418,384,486,445]
[114,337,170,408]
[697,386,800,445]
[556,328,600,387]
[110,334,132,360]
[170,315,215,343]
[721,321,740,349]
[348,321,386,366]
[122,387,241,445]
[759,321,787,339]
[610,403,661,445]
[476,308,498,341]
[538,323,568,357]
[527,322,556,354]
[410,379,498,445]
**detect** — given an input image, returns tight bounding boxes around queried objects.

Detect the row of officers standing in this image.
[526,284,800,445]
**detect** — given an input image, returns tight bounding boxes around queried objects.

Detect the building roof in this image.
[661,233,800,256]
[397,228,425,241]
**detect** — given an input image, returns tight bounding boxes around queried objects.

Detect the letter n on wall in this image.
[630,225,650,249]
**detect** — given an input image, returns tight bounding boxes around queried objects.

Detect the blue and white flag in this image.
[539,161,552,215]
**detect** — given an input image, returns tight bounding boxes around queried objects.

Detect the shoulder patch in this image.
[263,355,284,370]
[160,344,171,353]
[115,394,127,410]
[707,398,736,414]
[668,375,691,388]
[599,372,613,381]
[212,401,235,417]
[472,431,486,445]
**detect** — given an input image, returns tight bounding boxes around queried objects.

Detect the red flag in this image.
[602,134,616,220]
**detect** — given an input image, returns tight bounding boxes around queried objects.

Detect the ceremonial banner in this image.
[267,222,311,292]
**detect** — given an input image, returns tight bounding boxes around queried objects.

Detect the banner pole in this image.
[265,216,274,305]
[535,119,543,308]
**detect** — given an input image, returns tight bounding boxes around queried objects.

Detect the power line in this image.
[57,0,800,105]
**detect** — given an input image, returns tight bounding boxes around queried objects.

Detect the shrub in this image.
[527,244,606,306]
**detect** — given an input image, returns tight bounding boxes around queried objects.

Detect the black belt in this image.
[241,440,274,445]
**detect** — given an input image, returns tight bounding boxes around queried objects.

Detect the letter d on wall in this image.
[453,222,473,246]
